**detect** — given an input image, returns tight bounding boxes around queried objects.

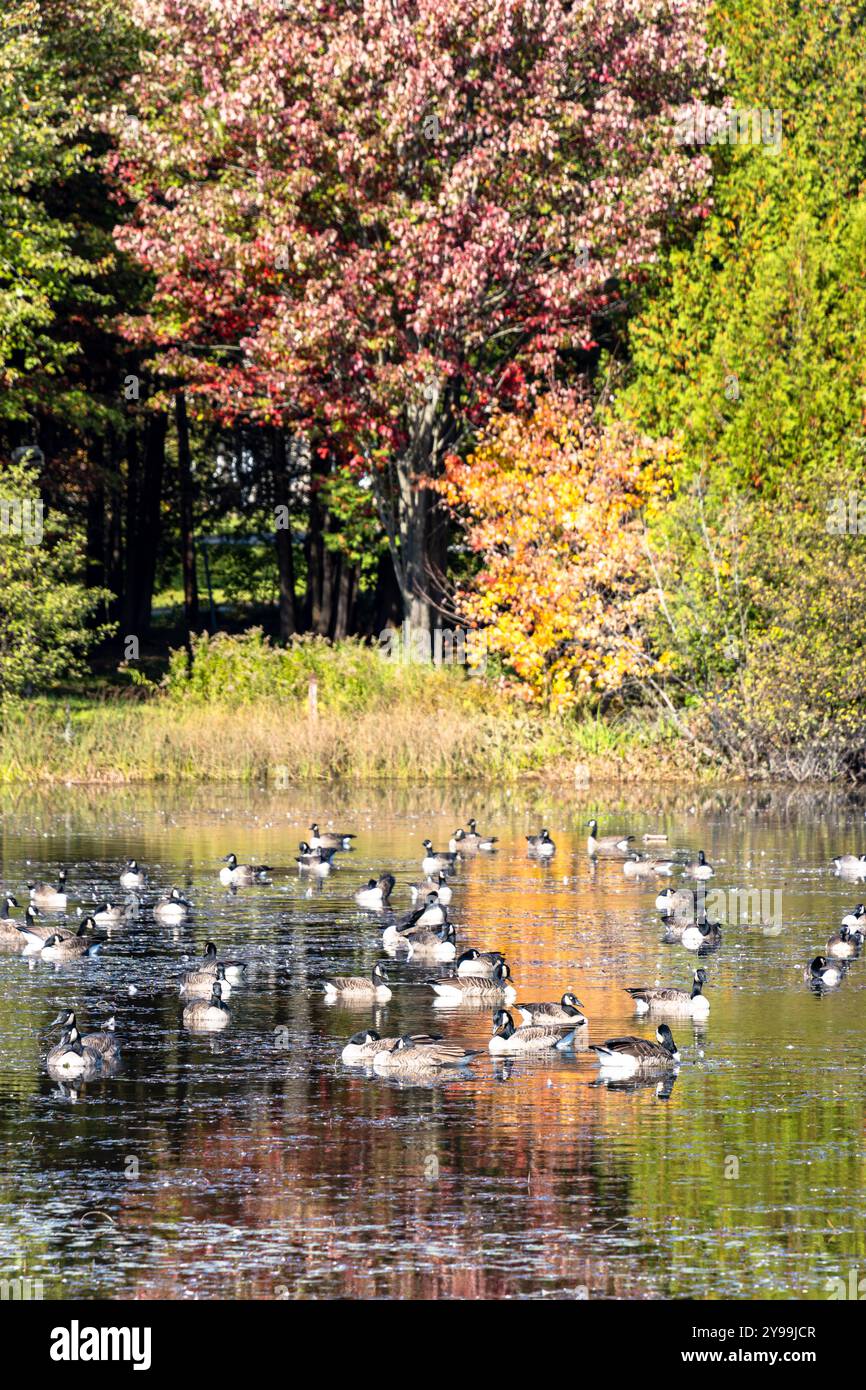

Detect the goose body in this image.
[219,854,273,886]
[119,860,146,890]
[0,893,25,948]
[826,925,862,959]
[656,886,698,919]
[805,955,843,988]
[184,940,247,986]
[46,1025,103,1079]
[464,819,498,851]
[625,969,710,1018]
[455,948,505,978]
[154,888,192,923]
[404,923,457,961]
[841,903,866,930]
[28,869,68,911]
[295,842,336,875]
[489,1009,577,1054]
[381,893,448,948]
[322,963,391,1002]
[92,900,124,926]
[309,823,356,851]
[355,874,395,910]
[35,916,102,961]
[371,1035,475,1075]
[680,919,722,953]
[428,960,516,1005]
[517,992,586,1027]
[183,980,230,1029]
[421,840,458,875]
[586,819,634,857]
[48,1010,120,1066]
[181,962,233,1000]
[832,854,866,877]
[526,828,555,857]
[683,849,714,880]
[341,1029,444,1064]
[410,872,452,906]
[592,1024,680,1077]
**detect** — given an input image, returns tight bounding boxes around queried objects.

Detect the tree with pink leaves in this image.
[110,0,719,629]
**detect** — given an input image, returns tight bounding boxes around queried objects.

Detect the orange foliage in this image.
[439,396,673,710]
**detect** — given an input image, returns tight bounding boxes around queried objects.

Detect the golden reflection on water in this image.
[1,781,866,1299]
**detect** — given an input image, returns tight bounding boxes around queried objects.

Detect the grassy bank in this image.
[0,693,693,785]
[0,632,692,783]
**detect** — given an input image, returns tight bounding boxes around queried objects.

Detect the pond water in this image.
[1,780,866,1301]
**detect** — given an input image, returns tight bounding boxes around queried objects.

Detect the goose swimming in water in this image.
[592,1025,680,1078]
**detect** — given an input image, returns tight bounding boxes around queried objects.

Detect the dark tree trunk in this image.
[370,547,402,635]
[272,428,297,640]
[86,438,106,592]
[305,446,333,635]
[175,392,199,639]
[332,559,357,639]
[124,412,167,636]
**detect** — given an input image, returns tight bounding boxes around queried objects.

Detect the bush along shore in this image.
[0,632,851,786]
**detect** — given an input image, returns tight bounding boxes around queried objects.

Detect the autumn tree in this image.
[438,395,672,710]
[110,0,719,631]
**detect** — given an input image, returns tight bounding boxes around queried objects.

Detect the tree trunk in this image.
[272,428,297,640]
[175,391,199,639]
[305,446,335,635]
[333,560,357,639]
[378,387,450,633]
[124,412,167,636]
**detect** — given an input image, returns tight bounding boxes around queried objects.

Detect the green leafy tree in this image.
[0,453,112,700]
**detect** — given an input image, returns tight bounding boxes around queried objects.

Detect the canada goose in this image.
[309,823,356,851]
[623,856,673,880]
[625,969,710,1018]
[455,948,505,977]
[516,992,586,1027]
[421,840,458,875]
[296,842,336,875]
[488,1009,576,1054]
[842,903,866,929]
[154,887,192,923]
[427,959,516,1005]
[410,871,452,906]
[826,925,862,959]
[185,940,247,985]
[680,918,722,953]
[656,885,698,919]
[805,955,843,988]
[0,893,25,948]
[38,917,103,961]
[47,1010,120,1064]
[371,1035,475,1075]
[832,854,866,878]
[28,868,68,911]
[322,963,391,1002]
[404,922,457,961]
[16,904,57,950]
[119,860,146,890]
[46,1024,103,1079]
[355,874,395,910]
[586,819,634,857]
[181,961,233,1000]
[448,828,468,854]
[91,901,125,926]
[341,1029,445,1064]
[526,828,555,857]
[682,850,714,880]
[465,819,498,851]
[183,980,231,1030]
[219,853,273,887]
[381,895,447,948]
[591,1024,680,1077]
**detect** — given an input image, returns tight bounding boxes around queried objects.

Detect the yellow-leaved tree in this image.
[438,396,673,711]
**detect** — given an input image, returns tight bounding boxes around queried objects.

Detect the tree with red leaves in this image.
[110,0,719,629]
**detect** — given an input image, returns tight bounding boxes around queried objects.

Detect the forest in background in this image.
[2,0,865,784]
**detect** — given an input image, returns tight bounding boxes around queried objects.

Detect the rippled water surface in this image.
[2,781,866,1300]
